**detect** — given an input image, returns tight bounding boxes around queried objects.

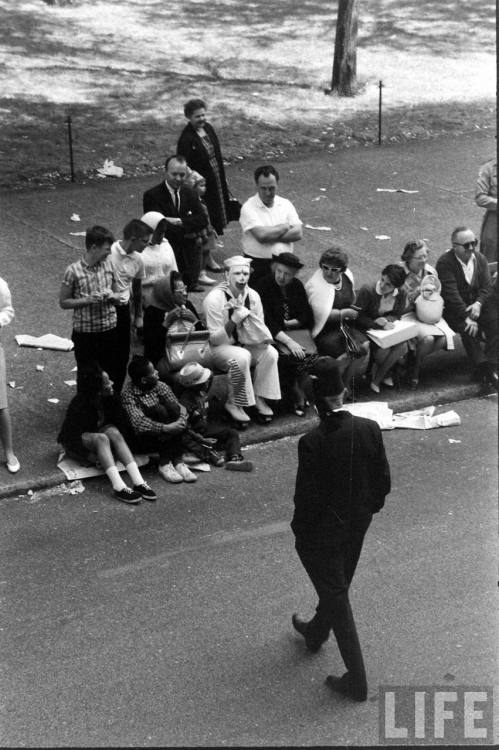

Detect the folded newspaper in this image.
[15,333,74,351]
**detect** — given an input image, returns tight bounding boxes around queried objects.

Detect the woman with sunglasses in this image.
[305,247,369,395]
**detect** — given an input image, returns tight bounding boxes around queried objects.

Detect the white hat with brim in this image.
[224,255,252,270]
[178,362,212,388]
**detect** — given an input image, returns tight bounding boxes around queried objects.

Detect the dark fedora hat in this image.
[310,356,345,399]
[271,251,304,270]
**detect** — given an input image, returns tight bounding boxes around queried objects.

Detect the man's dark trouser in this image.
[454,300,498,370]
[182,238,203,291]
[128,432,183,466]
[244,255,272,288]
[72,327,119,393]
[114,303,132,394]
[295,514,372,694]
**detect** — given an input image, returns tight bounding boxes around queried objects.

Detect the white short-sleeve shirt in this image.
[110,241,146,304]
[239,194,302,259]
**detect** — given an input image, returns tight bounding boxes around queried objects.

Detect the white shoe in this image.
[174,462,198,482]
[159,462,183,483]
[254,396,273,416]
[382,376,394,387]
[369,381,381,394]
[198,271,216,285]
[224,402,250,423]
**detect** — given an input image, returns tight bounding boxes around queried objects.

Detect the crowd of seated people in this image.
[53,110,497,503]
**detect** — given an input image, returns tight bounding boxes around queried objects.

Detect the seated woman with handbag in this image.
[399,239,454,388]
[255,252,318,416]
[305,247,369,396]
[143,272,210,379]
[355,264,408,393]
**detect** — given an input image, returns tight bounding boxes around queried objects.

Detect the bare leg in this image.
[341,344,370,394]
[0,408,17,464]
[372,343,407,386]
[412,335,446,383]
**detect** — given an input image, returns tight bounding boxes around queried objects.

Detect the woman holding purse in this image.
[305,247,369,397]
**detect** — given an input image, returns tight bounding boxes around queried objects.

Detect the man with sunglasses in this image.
[436,226,497,387]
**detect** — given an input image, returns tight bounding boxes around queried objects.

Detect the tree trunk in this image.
[331,0,359,96]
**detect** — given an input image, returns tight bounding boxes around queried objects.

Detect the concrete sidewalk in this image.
[0,131,496,499]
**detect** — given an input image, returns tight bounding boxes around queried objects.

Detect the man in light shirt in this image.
[436,225,497,387]
[240,165,303,287]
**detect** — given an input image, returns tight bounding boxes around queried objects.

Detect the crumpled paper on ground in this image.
[57,452,150,480]
[97,159,123,178]
[15,333,74,351]
[341,402,461,430]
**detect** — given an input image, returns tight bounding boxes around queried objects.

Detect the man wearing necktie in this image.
[143,155,207,292]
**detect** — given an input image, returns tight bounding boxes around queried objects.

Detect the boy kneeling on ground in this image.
[177,362,253,472]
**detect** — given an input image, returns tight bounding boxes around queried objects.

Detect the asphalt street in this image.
[1,395,496,746]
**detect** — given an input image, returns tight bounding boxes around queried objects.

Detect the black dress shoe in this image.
[291,613,326,653]
[325,673,368,702]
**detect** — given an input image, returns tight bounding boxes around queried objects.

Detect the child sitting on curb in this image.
[177,362,253,471]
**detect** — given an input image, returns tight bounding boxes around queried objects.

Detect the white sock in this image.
[126,461,143,486]
[106,465,126,491]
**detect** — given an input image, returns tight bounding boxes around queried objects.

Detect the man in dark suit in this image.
[142,155,208,291]
[436,225,497,387]
[291,358,391,702]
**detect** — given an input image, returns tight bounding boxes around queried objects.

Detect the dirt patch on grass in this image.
[0,0,495,188]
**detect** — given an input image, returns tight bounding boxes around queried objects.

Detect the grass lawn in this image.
[0,0,495,188]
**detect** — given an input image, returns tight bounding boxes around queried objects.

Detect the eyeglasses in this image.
[454,239,478,250]
[321,265,344,273]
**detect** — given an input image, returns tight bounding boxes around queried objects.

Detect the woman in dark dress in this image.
[255,252,317,416]
[177,98,230,257]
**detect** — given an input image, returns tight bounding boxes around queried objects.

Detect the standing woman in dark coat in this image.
[177,98,230,254]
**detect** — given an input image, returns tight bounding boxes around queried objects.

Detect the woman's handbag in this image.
[339,321,365,359]
[165,325,210,371]
[226,193,242,222]
[276,328,317,356]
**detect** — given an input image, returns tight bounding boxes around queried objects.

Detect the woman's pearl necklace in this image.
[333,276,343,291]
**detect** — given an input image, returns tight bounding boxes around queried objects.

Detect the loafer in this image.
[133,482,157,501]
[325,673,368,702]
[159,462,183,483]
[6,458,20,474]
[174,462,197,482]
[225,455,253,472]
[198,271,216,285]
[291,613,325,653]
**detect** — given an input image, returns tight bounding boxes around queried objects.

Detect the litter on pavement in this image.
[375,234,391,240]
[47,398,60,404]
[69,231,86,236]
[15,333,74,351]
[304,224,332,231]
[36,365,44,372]
[70,213,80,221]
[341,402,461,431]
[97,159,123,178]
[376,188,419,193]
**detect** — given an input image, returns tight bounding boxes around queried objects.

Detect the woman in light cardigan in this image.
[305,247,369,395]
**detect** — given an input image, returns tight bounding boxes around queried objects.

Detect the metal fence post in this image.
[65,115,75,182]
[378,80,383,145]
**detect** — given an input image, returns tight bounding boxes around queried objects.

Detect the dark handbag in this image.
[276,328,317,356]
[226,195,242,222]
[165,326,210,371]
[339,321,365,359]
